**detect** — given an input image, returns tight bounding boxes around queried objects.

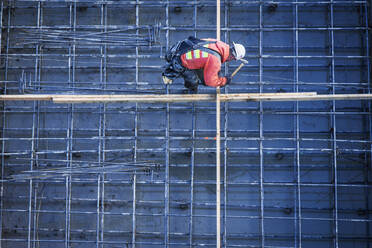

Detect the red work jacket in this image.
[180,39,230,87]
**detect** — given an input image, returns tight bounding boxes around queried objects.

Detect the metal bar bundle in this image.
[15,26,160,47]
[9,160,160,181]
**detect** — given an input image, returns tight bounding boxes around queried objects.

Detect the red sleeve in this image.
[203,55,227,87]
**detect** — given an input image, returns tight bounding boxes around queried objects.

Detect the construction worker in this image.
[162,36,246,92]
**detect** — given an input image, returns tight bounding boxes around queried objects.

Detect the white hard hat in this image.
[233,42,246,60]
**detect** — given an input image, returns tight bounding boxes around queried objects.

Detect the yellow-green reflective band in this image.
[194,50,200,59]
[186,51,192,60]
[202,44,209,57]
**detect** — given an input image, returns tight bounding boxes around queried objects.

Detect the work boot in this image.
[189,86,198,94]
[183,86,198,94]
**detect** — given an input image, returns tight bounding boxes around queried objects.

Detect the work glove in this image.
[225,75,232,85]
[162,75,173,84]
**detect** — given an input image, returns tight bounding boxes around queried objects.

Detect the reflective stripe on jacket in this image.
[180,39,230,87]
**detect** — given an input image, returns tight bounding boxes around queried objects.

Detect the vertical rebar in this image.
[0,1,12,243]
[189,3,198,247]
[259,2,265,248]
[132,1,140,246]
[0,2,4,244]
[293,2,302,248]
[259,0,265,244]
[96,3,104,242]
[363,3,371,247]
[216,88,221,248]
[96,2,103,245]
[189,106,196,247]
[27,73,35,247]
[292,3,297,247]
[217,0,221,41]
[164,1,170,247]
[65,2,76,247]
[32,2,43,247]
[28,2,42,247]
[96,174,101,248]
[0,1,2,55]
[223,1,229,247]
[97,2,108,247]
[329,1,339,247]
[32,186,38,248]
[102,2,108,245]
[216,0,222,246]
[132,172,137,247]
[365,2,371,99]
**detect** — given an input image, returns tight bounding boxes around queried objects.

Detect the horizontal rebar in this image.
[2,179,371,188]
[3,0,368,7]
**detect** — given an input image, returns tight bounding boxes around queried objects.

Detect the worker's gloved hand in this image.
[162,75,173,84]
[225,75,232,85]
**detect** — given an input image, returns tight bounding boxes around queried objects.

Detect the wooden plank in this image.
[217,0,221,41]
[220,93,372,102]
[216,87,221,248]
[52,94,216,103]
[51,92,318,103]
[0,92,316,102]
[0,95,54,101]
[216,1,221,246]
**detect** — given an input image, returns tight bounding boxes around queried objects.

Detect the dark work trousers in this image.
[182,69,203,91]
[164,55,204,91]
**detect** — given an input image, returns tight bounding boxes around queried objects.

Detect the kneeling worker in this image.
[162,36,246,92]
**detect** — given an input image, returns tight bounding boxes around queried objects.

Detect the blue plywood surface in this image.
[0,1,371,247]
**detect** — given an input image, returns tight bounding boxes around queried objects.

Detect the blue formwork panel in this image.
[0,0,371,248]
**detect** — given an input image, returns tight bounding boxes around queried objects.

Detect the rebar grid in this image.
[1,1,371,248]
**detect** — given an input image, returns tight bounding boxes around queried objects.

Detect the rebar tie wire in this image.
[15,26,160,47]
[8,159,161,181]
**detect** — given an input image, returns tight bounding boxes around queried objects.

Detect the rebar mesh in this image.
[0,0,371,247]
